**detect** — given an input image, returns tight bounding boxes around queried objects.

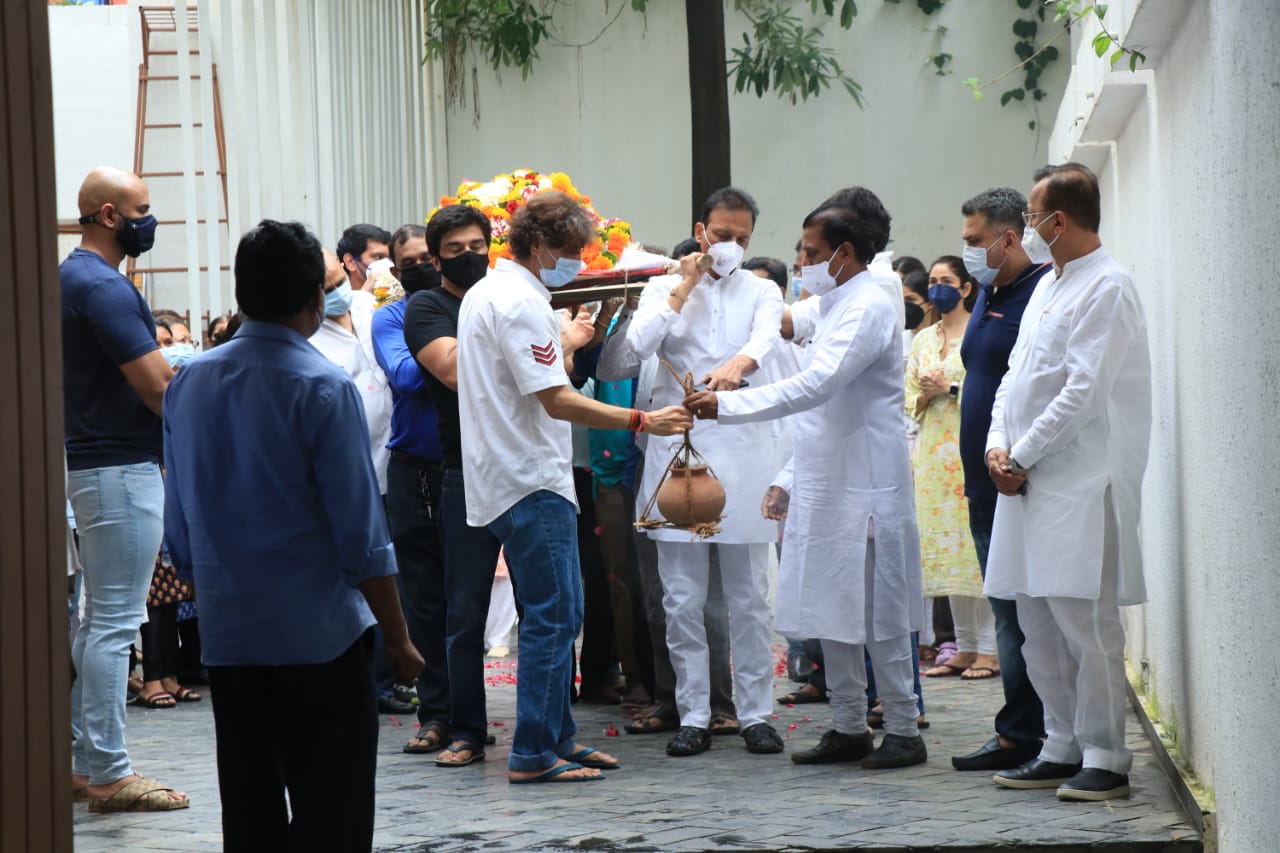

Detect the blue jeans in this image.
[440,469,502,747]
[67,462,165,784]
[487,490,582,772]
[969,496,1045,745]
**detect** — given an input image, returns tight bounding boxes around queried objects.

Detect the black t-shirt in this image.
[403,287,464,469]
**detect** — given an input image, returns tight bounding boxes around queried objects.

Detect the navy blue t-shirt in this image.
[61,248,163,470]
[958,262,1053,501]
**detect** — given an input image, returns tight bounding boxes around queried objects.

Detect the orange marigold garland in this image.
[427,169,632,270]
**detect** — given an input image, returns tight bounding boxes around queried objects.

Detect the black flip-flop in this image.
[403,721,449,754]
[624,709,679,734]
[779,690,829,705]
[435,742,485,767]
[134,691,176,709]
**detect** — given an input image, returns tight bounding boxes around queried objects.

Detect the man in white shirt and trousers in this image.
[627,187,787,757]
[985,163,1151,801]
[685,187,928,769]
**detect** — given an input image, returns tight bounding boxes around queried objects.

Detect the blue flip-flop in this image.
[509,762,606,784]
[564,746,621,770]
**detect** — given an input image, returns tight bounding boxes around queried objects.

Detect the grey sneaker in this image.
[1057,768,1130,801]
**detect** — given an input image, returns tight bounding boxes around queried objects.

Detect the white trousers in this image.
[655,541,773,729]
[485,572,517,650]
[951,594,996,655]
[821,542,919,738]
[1016,515,1131,774]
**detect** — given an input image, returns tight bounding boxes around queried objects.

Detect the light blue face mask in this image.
[324,282,353,317]
[161,342,198,368]
[537,248,584,289]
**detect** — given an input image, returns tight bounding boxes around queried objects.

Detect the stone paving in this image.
[73,645,1201,852]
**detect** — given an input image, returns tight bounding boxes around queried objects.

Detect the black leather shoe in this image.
[993,758,1084,789]
[741,723,785,754]
[952,736,1042,771]
[861,733,927,769]
[791,729,874,764]
[378,694,417,715]
[666,726,712,756]
[1057,768,1131,801]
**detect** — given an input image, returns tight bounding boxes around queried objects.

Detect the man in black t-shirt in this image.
[402,204,498,766]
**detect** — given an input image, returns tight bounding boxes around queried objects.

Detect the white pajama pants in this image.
[655,541,773,729]
[821,542,919,739]
[1016,529,1131,774]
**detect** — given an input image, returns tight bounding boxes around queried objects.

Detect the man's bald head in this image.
[77,166,149,220]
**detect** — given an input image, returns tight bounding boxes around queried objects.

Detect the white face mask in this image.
[705,238,745,277]
[1021,213,1059,265]
[800,249,845,296]
[962,238,1005,287]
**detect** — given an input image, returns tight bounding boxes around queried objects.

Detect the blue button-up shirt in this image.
[959,262,1053,500]
[162,320,397,666]
[371,300,442,461]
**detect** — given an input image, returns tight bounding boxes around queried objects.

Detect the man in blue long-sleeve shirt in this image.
[163,219,423,852]
[950,187,1052,773]
[371,223,453,754]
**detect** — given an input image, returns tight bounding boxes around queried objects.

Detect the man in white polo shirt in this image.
[456,190,692,784]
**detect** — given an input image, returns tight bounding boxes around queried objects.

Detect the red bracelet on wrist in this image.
[637,411,650,433]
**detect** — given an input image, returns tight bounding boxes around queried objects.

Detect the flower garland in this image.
[428,169,632,271]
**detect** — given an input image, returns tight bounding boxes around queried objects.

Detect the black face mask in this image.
[904,300,925,331]
[399,262,441,294]
[438,251,490,290]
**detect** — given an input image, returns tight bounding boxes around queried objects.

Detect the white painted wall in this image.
[49,5,138,226]
[1047,1,1280,849]
[441,1,1069,264]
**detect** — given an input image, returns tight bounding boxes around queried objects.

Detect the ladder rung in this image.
[147,50,201,56]
[141,75,203,82]
[131,266,231,274]
[143,122,205,129]
[138,170,225,178]
[156,219,228,226]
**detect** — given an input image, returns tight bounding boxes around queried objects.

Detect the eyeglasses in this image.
[1022,210,1056,226]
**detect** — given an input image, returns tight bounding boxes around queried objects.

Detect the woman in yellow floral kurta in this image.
[906,256,999,680]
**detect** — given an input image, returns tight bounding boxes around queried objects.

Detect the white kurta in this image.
[985,247,1151,605]
[627,268,785,543]
[310,290,392,494]
[717,272,924,645]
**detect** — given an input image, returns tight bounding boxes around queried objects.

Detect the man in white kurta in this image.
[311,249,392,495]
[626,189,786,756]
[985,164,1151,801]
[686,193,927,769]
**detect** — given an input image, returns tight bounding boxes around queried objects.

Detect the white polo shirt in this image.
[309,290,392,494]
[456,258,576,528]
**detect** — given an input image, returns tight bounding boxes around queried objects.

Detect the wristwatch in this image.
[1006,456,1028,475]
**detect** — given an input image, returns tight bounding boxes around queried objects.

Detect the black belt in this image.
[390,449,442,470]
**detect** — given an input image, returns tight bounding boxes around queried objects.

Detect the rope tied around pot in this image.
[634,360,725,540]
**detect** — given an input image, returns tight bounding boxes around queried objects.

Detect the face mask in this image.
[800,247,846,297]
[160,342,198,368]
[1021,213,1060,265]
[928,283,963,314]
[399,262,442,294]
[117,214,158,258]
[537,248,584,289]
[904,301,925,330]
[324,282,353,317]
[962,238,1005,287]
[439,251,489,290]
[705,238,745,277]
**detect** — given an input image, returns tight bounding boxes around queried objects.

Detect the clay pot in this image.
[656,465,726,527]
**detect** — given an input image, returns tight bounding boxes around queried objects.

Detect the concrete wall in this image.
[440,1,1069,264]
[1047,1,1280,849]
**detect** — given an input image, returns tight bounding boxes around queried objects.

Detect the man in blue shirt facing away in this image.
[163,219,423,852]
[372,224,455,754]
[64,166,185,813]
[950,187,1052,773]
